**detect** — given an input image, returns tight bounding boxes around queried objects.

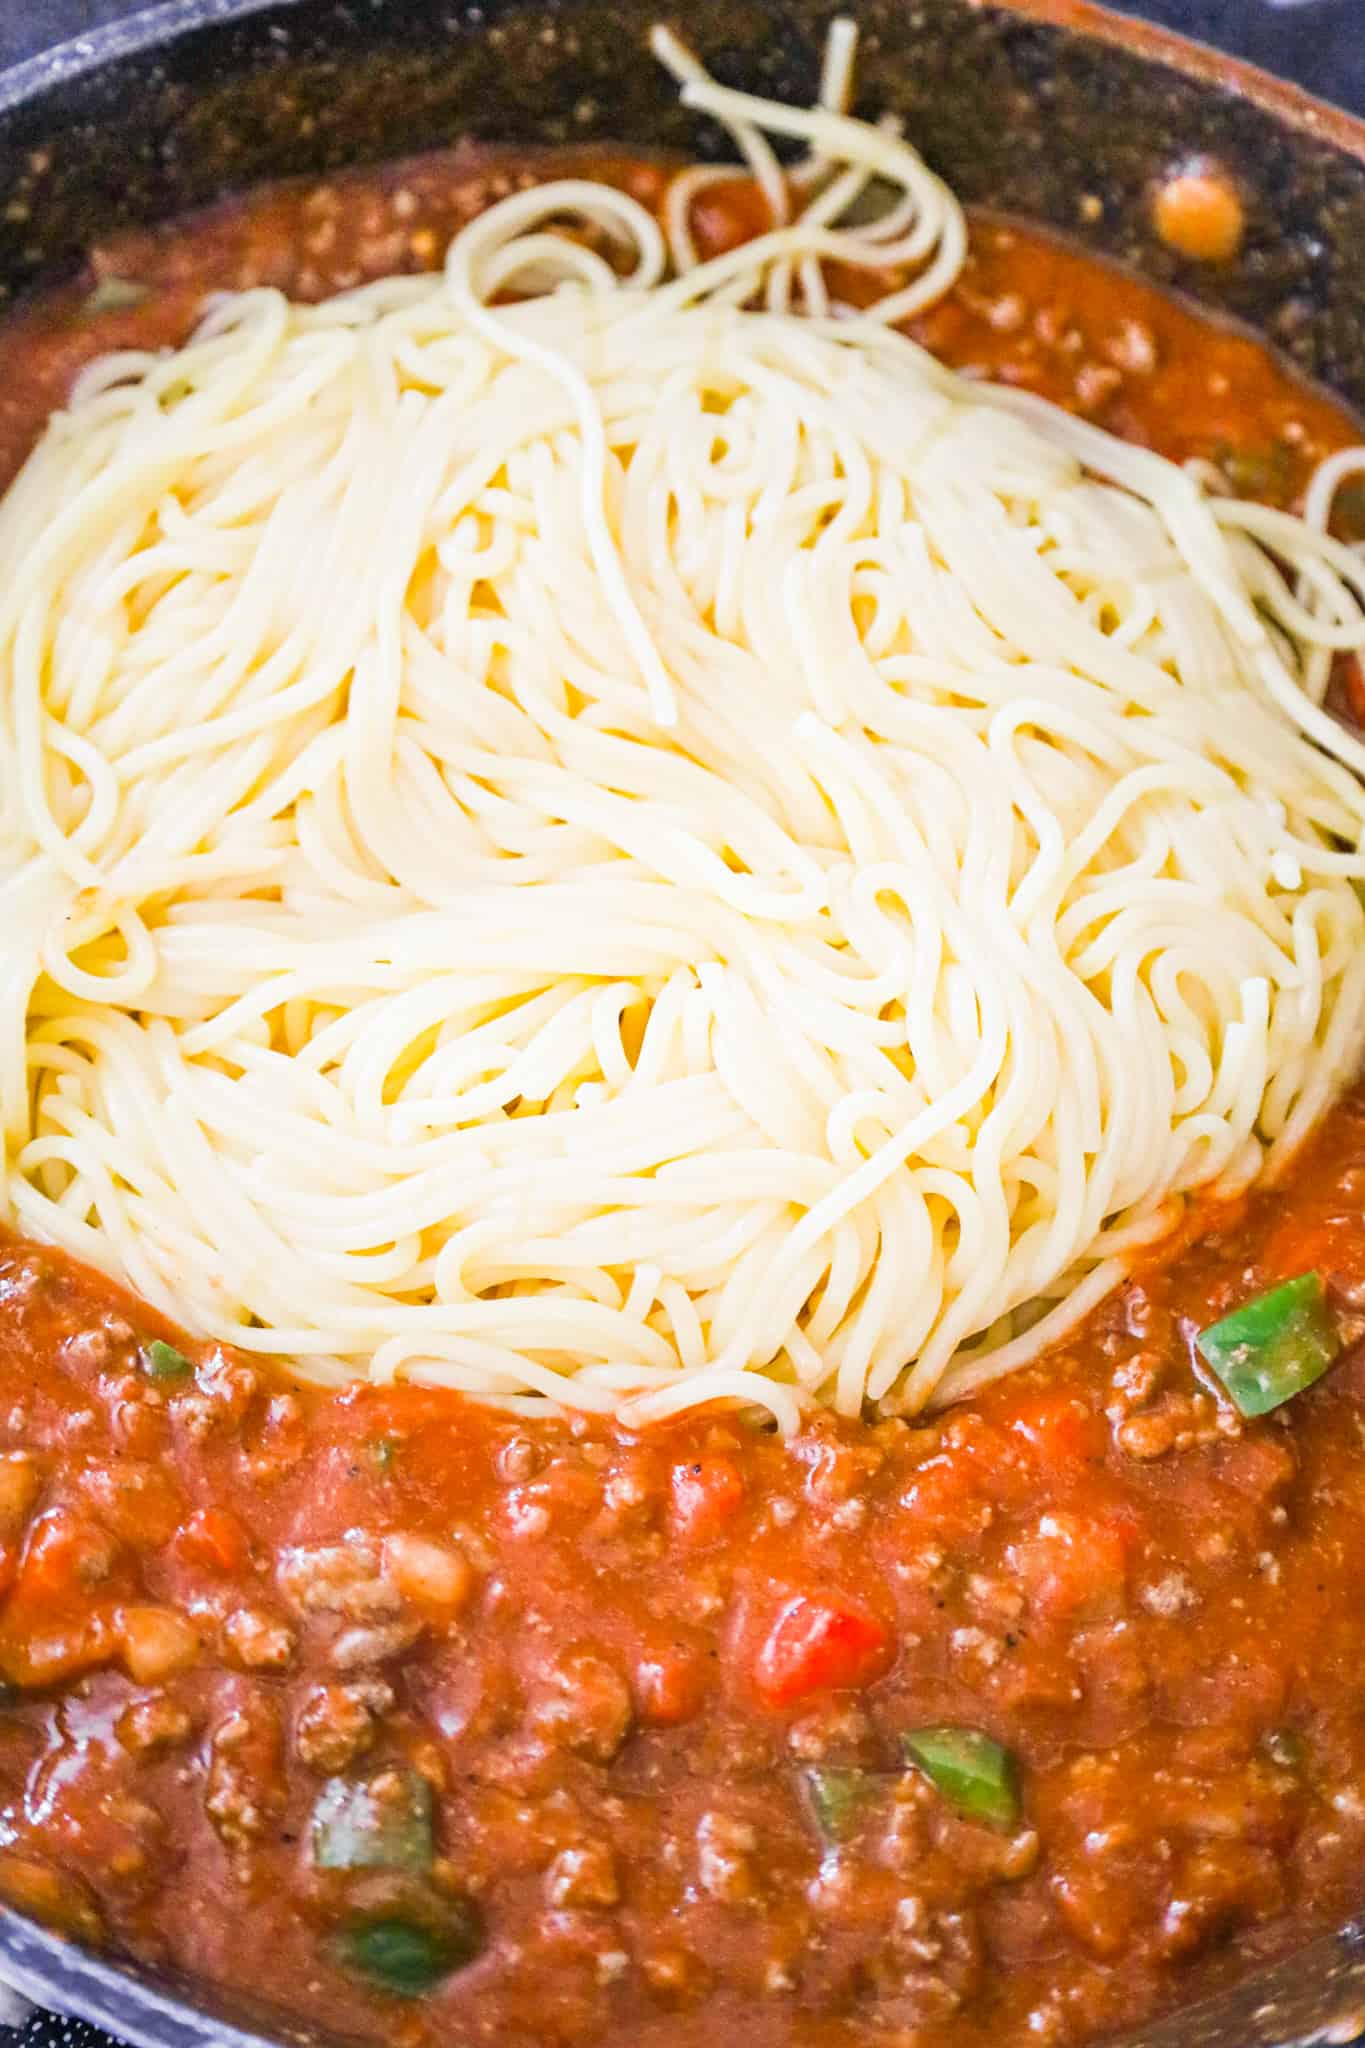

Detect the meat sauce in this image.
[2,145,1365,2048]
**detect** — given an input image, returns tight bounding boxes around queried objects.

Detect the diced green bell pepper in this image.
[142,1339,193,1381]
[336,1907,482,1997]
[800,1765,877,1842]
[1333,476,1365,541]
[83,277,150,316]
[312,1769,434,1873]
[1261,1727,1305,1771]
[1214,439,1292,506]
[903,1726,1019,1830]
[1195,1272,1339,1417]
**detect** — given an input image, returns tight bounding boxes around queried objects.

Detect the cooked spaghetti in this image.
[2,30,1365,1427]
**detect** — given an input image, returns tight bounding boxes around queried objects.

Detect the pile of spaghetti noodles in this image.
[3,26,1365,1428]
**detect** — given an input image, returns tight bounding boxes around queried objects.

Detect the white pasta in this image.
[2,28,1364,1428]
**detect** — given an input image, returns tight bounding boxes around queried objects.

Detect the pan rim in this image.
[3,0,1365,160]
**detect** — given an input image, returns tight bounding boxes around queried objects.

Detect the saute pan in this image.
[2,2,1365,2044]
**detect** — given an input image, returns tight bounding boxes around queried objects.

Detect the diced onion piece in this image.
[0,1852,104,1943]
[118,1605,200,1684]
[382,1534,473,1612]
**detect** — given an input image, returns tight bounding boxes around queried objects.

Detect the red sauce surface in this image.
[2,146,1365,2048]
[0,145,1359,504]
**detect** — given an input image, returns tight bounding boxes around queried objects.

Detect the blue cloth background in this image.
[0,0,1361,2046]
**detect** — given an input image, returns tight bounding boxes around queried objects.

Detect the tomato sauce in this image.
[2,143,1365,2048]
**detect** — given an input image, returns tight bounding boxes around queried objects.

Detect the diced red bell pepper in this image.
[754,1594,893,1707]
[670,1457,745,1546]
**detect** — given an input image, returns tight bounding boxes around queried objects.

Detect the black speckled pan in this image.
[2,3,1365,2045]
[3,0,1365,407]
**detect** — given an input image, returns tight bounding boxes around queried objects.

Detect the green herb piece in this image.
[312,1769,434,1873]
[336,1908,482,1997]
[371,1436,399,1473]
[83,276,150,316]
[1335,477,1365,543]
[801,1765,877,1842]
[902,1726,1020,1830]
[1262,1727,1305,1770]
[1196,1272,1340,1417]
[1214,439,1292,506]
[142,1338,194,1381]
[837,174,901,229]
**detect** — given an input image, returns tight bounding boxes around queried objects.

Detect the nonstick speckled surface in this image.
[3,0,1361,109]
[4,2015,124,2048]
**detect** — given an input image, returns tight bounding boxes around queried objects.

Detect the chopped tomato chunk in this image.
[1010,1510,1135,1625]
[899,1453,993,1542]
[670,1457,745,1545]
[11,1507,119,1610]
[754,1594,893,1706]
[1212,1433,1296,1505]
[636,1643,707,1725]
[1257,1212,1348,1287]
[1010,1393,1107,1473]
[174,1507,248,1574]
[1,1610,118,1689]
